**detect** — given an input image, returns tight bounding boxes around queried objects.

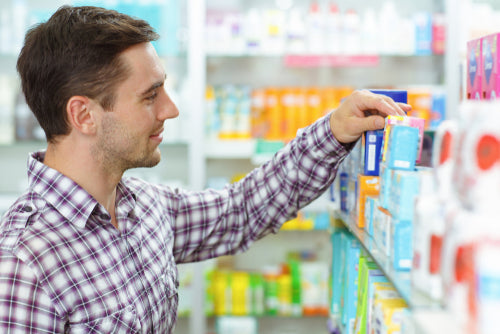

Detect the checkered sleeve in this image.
[0,250,63,333]
[171,113,351,263]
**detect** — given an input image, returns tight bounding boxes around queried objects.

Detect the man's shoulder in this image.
[0,192,46,251]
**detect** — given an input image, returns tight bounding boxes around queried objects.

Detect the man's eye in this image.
[146,92,157,102]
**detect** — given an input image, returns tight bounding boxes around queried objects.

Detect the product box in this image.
[373,206,392,257]
[369,283,400,334]
[389,170,420,221]
[356,175,380,228]
[341,234,361,334]
[379,163,393,210]
[372,298,408,334]
[414,12,433,55]
[481,33,500,100]
[408,89,432,130]
[364,196,378,236]
[386,125,420,171]
[362,129,384,176]
[331,228,348,315]
[354,258,385,334]
[391,219,413,270]
[381,115,425,164]
[467,38,482,100]
[431,90,446,129]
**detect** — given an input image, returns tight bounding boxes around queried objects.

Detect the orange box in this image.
[357,174,380,228]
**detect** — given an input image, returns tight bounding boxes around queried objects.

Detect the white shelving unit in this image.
[0,0,488,333]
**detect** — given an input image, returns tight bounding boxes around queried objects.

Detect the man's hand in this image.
[329,90,412,144]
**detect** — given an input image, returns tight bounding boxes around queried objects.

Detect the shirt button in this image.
[22,206,33,213]
[100,214,110,220]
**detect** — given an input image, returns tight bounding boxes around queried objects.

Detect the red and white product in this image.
[456,102,500,212]
[473,237,500,334]
[432,119,458,201]
[440,208,480,331]
[412,168,445,300]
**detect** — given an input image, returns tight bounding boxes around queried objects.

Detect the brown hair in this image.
[16,5,159,143]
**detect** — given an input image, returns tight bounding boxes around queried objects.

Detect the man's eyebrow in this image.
[139,74,167,97]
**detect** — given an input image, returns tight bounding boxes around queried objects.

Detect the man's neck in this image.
[43,141,122,224]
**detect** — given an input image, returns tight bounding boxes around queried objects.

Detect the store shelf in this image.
[327,203,442,309]
[204,139,256,159]
[410,309,464,334]
[204,139,284,166]
[284,54,380,68]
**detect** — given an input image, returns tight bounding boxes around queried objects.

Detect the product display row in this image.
[328,83,500,333]
[206,85,446,143]
[206,1,444,56]
[0,0,186,56]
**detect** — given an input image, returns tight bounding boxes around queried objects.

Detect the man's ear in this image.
[66,96,96,135]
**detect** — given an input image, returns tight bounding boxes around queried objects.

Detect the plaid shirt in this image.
[0,114,349,333]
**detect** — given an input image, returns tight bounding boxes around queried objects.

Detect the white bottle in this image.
[379,1,399,55]
[286,8,307,55]
[342,9,361,55]
[306,1,325,55]
[325,2,341,55]
[360,9,378,55]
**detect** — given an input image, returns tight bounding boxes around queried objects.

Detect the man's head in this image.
[17,5,159,143]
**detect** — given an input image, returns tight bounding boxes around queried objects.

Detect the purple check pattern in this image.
[0,114,348,333]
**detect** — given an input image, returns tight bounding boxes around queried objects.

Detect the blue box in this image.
[342,234,361,333]
[392,219,413,270]
[364,196,378,236]
[379,163,392,210]
[386,125,419,171]
[363,130,384,176]
[389,170,420,221]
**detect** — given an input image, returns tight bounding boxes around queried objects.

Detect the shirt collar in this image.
[27,150,99,229]
[28,151,138,229]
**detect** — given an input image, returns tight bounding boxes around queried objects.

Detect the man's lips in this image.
[150,128,164,140]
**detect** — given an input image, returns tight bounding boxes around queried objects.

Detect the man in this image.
[0,5,410,333]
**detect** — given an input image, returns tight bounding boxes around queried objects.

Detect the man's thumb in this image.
[362,115,385,131]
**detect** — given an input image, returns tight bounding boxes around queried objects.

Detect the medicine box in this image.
[381,115,425,163]
[482,33,500,100]
[391,219,413,270]
[363,129,384,176]
[389,170,420,221]
[386,125,419,171]
[467,37,482,100]
[357,174,380,228]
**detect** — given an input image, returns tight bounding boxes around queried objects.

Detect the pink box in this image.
[482,33,500,100]
[467,38,482,100]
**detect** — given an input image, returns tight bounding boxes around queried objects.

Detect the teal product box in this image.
[386,125,419,171]
[373,206,392,257]
[364,196,378,236]
[379,163,393,210]
[391,219,413,270]
[414,12,433,55]
[363,130,384,176]
[344,235,361,334]
[389,170,420,221]
[331,228,347,315]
